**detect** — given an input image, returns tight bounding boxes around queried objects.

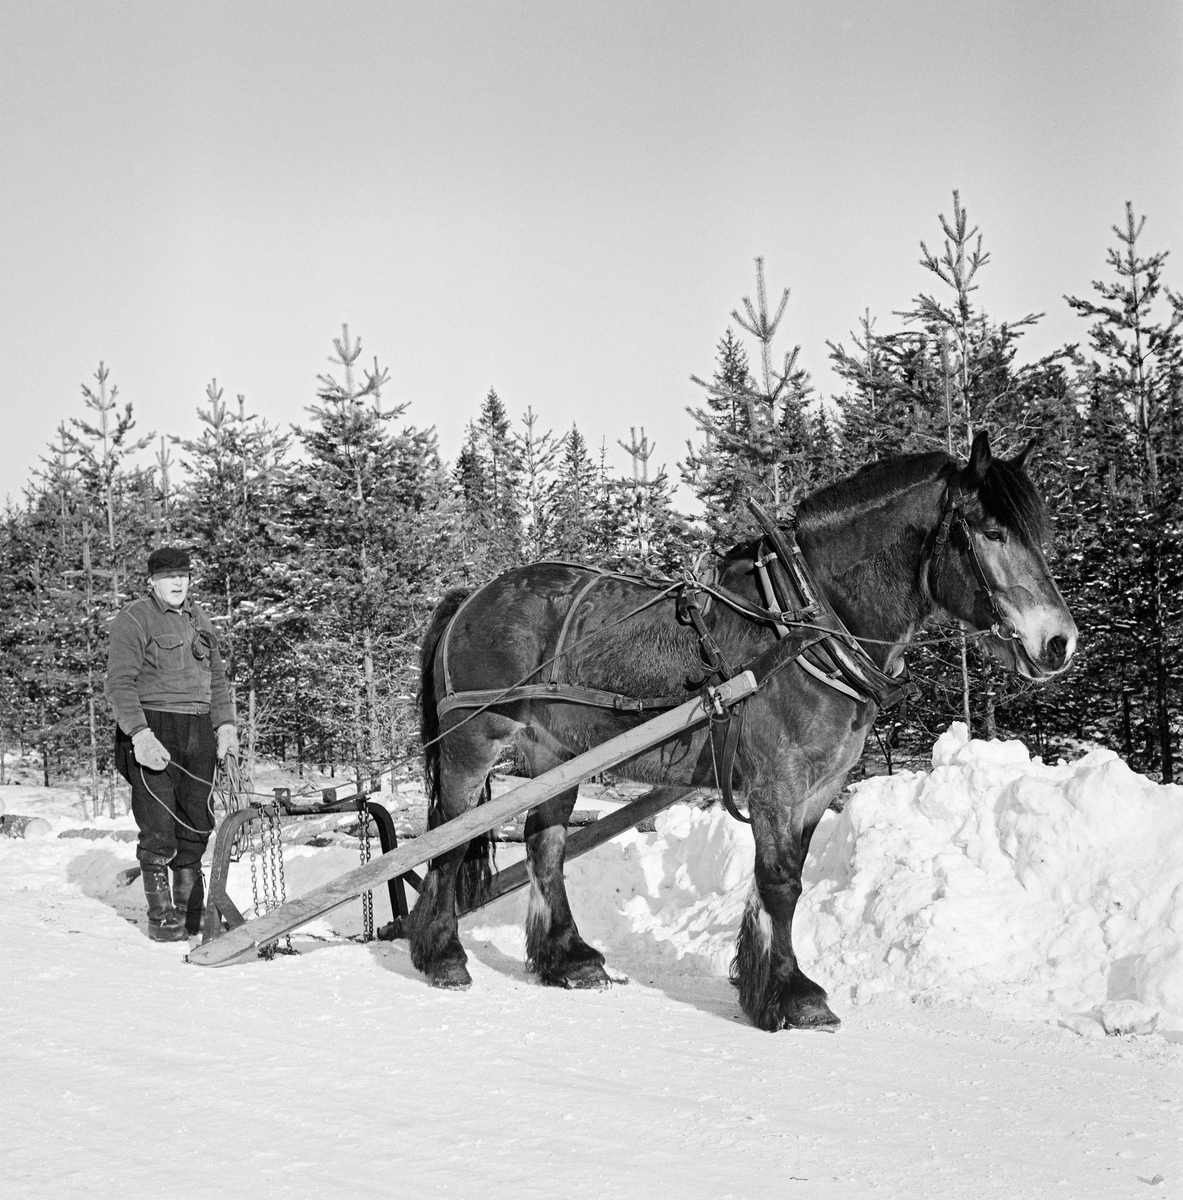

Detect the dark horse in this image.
[407,432,1077,1030]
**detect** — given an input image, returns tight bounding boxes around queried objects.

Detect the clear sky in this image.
[1,0,1180,505]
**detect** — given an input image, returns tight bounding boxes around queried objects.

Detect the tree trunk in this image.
[1150,544,1174,783]
[247,683,257,784]
[82,522,102,816]
[960,636,971,732]
[363,625,379,771]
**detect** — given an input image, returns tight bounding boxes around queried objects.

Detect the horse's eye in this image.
[983,529,1007,543]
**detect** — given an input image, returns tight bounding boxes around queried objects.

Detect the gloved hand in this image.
[216,723,240,761]
[132,728,171,771]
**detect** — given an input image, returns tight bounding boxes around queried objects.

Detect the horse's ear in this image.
[967,430,992,482]
[1014,437,1037,471]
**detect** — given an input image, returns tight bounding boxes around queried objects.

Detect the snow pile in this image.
[542,724,1183,1031]
[804,725,1183,1028]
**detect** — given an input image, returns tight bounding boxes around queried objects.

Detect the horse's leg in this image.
[732,775,841,1031]
[406,715,512,990]
[523,785,609,989]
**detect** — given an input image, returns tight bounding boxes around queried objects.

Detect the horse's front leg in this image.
[732,778,840,1031]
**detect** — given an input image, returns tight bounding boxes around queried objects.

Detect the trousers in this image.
[115,710,216,870]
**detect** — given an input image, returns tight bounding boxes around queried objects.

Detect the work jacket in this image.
[104,592,234,737]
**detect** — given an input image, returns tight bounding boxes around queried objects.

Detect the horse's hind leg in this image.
[406,715,511,990]
[524,786,609,989]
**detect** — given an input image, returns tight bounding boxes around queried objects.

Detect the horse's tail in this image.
[419,588,495,910]
[419,588,468,804]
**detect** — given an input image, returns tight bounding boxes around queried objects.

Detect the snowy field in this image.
[2,725,1180,1199]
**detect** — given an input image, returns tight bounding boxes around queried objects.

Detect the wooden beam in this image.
[187,671,755,967]
[457,785,693,914]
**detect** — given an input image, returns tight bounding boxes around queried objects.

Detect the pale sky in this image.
[1,0,1180,504]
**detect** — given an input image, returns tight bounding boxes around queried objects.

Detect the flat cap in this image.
[146,546,192,576]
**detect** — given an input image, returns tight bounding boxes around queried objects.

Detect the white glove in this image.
[132,728,171,772]
[216,724,240,761]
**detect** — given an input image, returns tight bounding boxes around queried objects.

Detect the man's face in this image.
[150,571,190,610]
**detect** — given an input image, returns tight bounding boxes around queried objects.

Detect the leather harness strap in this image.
[434,503,923,824]
[930,480,1017,642]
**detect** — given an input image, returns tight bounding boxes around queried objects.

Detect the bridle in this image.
[930,479,1018,642]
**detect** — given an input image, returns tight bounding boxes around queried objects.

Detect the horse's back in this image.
[433,561,700,699]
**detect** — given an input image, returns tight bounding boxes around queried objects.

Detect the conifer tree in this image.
[543,424,604,562]
[289,326,457,777]
[607,429,692,574]
[173,382,291,780]
[290,326,395,778]
[63,363,154,606]
[683,259,819,551]
[1066,204,1182,780]
[455,388,526,577]
[517,406,560,561]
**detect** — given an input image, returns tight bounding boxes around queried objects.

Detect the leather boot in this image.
[141,864,187,942]
[171,866,205,937]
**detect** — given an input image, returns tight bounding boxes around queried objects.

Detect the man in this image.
[105,547,239,942]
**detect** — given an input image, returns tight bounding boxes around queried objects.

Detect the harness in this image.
[930,481,1018,642]
[433,501,919,824]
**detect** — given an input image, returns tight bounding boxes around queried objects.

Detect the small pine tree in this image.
[683,259,819,551]
[1065,204,1183,780]
[543,424,604,563]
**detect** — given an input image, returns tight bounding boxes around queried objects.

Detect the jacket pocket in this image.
[148,633,187,671]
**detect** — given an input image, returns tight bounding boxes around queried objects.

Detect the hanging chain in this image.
[269,804,295,955]
[247,803,296,959]
[358,799,373,942]
[248,814,262,919]
[260,805,279,960]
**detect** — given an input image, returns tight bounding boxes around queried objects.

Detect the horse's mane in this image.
[796,447,1048,547]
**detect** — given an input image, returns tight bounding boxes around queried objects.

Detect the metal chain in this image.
[248,816,262,919]
[269,805,295,955]
[358,800,373,942]
[256,806,278,961]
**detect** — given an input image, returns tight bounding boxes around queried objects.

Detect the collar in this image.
[147,591,193,617]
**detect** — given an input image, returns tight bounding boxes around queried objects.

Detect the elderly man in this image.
[105,547,239,942]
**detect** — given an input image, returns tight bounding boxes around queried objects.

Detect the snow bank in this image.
[544,725,1183,1031]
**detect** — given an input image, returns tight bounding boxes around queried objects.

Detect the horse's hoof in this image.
[544,959,611,990]
[428,960,472,990]
[783,998,841,1031]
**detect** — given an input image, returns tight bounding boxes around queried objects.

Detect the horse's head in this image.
[928,431,1077,681]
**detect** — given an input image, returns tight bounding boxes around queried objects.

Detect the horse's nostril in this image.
[1044,635,1068,669]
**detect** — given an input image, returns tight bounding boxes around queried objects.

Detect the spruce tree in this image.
[1066,205,1182,780]
[173,383,291,780]
[290,326,458,778]
[607,428,692,575]
[543,424,604,563]
[517,406,560,562]
[454,388,526,577]
[683,259,819,552]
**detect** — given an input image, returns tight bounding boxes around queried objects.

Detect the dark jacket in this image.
[104,592,235,737]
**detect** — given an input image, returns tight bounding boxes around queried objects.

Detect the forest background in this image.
[2,195,1180,809]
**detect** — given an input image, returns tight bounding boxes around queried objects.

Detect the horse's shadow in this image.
[424,837,759,1025]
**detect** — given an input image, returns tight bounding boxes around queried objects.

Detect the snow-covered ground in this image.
[2,727,1180,1198]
